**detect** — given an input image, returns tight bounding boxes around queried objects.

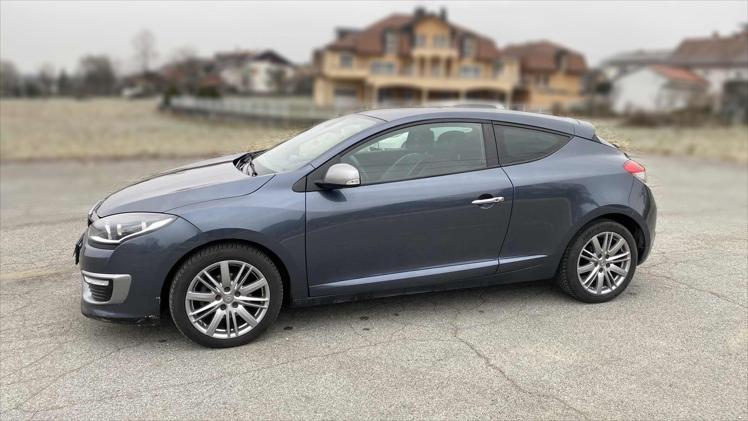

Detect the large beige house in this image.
[313,8,520,108]
[504,41,588,110]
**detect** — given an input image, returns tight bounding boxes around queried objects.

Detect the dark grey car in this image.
[76,108,656,348]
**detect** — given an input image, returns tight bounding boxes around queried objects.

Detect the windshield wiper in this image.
[240,153,257,176]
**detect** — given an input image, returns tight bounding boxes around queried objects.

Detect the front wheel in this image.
[169,243,283,348]
[556,220,638,303]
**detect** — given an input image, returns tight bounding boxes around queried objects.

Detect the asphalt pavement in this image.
[1,154,746,420]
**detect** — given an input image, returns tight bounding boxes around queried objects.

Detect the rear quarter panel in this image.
[498,137,634,280]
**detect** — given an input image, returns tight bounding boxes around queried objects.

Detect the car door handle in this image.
[472,197,504,205]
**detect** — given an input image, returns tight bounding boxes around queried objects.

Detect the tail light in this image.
[624,160,647,183]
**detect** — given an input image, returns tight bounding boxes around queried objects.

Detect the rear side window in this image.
[494,125,570,165]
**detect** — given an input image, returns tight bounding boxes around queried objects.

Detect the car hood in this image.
[96,153,273,216]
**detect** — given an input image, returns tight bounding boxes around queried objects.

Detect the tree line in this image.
[0,55,119,98]
[0,29,159,98]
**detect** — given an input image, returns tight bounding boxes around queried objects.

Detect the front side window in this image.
[495,125,570,165]
[253,115,379,173]
[341,122,487,184]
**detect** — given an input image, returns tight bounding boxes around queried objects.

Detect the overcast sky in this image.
[1,0,745,74]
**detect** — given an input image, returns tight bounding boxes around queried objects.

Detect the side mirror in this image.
[317,163,361,189]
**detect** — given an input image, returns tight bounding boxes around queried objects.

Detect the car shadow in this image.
[91,280,571,348]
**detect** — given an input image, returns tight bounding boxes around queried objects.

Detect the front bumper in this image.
[79,216,201,322]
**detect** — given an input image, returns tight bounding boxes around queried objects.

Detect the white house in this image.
[600,49,672,81]
[216,50,296,95]
[611,65,708,114]
[670,30,748,99]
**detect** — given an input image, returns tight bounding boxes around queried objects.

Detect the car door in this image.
[305,121,513,296]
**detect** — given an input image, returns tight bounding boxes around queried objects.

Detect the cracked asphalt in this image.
[1,155,746,420]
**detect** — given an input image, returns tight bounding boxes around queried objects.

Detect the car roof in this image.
[358,107,596,139]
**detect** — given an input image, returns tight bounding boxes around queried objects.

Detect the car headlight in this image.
[88,213,175,245]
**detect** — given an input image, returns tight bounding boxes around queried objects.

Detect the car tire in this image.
[556,220,638,303]
[169,242,283,348]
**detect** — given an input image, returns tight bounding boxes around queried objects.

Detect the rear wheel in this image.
[556,220,638,303]
[169,243,283,348]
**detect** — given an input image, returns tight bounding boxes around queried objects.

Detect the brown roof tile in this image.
[670,30,748,66]
[504,40,587,74]
[650,65,708,85]
[326,12,502,61]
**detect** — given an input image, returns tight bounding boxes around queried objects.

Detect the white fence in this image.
[169,96,354,123]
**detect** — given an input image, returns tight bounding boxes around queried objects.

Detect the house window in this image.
[463,37,476,57]
[415,34,426,47]
[371,61,396,75]
[460,65,481,78]
[431,61,442,77]
[557,52,568,72]
[384,31,399,55]
[433,35,449,48]
[493,61,504,76]
[339,53,353,69]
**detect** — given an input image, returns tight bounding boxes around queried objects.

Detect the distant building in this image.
[216,50,296,95]
[120,71,166,98]
[611,65,708,114]
[599,49,672,80]
[313,8,520,108]
[162,57,219,93]
[503,41,588,110]
[669,29,748,106]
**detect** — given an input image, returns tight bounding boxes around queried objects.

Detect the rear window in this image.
[494,125,570,165]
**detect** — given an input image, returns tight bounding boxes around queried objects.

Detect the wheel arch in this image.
[159,237,293,317]
[563,207,649,265]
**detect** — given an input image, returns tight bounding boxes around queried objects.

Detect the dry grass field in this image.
[0,99,746,162]
[0,99,300,161]
[590,118,748,163]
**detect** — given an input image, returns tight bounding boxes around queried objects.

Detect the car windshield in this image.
[253,115,379,173]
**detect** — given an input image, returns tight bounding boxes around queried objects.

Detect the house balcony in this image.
[366,73,517,93]
[411,47,459,59]
[320,65,370,80]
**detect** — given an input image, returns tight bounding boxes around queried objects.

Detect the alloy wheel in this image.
[576,232,631,295]
[184,260,269,339]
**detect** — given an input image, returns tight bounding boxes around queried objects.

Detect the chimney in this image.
[712,31,720,38]
[415,7,426,18]
[439,8,448,21]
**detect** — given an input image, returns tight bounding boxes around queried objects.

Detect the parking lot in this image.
[1,154,746,420]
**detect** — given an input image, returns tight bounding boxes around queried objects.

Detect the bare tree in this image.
[169,46,198,64]
[38,63,56,96]
[57,69,73,96]
[78,55,117,96]
[0,60,20,97]
[132,29,158,73]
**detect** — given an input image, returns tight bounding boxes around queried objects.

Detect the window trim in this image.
[303,119,500,191]
[492,122,572,166]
